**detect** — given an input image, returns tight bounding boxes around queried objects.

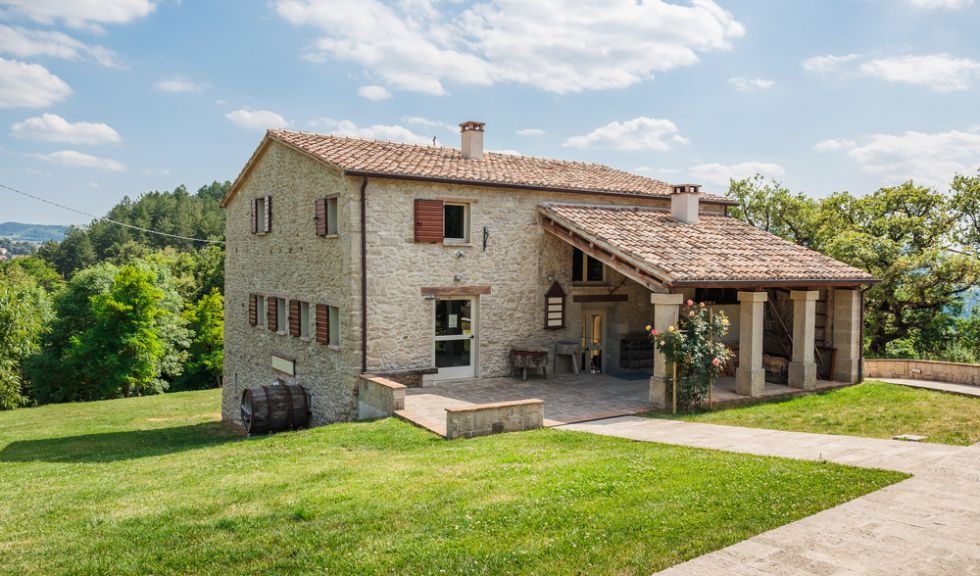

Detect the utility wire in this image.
[0,182,224,245]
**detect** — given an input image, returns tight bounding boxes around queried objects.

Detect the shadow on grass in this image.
[0,422,242,463]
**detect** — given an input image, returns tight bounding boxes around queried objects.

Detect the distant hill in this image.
[0,222,69,243]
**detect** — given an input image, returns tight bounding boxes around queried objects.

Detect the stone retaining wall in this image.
[445,399,544,440]
[357,374,406,420]
[865,359,980,386]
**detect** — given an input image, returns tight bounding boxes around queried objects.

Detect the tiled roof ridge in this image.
[270,128,639,170]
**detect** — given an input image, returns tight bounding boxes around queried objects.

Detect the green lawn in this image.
[677,381,980,446]
[0,390,905,576]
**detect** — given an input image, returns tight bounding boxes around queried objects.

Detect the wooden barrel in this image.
[240,384,310,434]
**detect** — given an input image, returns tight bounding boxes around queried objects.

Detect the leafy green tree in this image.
[727,176,824,249]
[174,289,224,390]
[0,268,51,409]
[1,257,63,292]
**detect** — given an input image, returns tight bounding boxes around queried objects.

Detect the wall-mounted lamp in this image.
[546,274,556,282]
[455,250,465,258]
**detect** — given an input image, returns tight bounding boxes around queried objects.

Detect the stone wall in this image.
[445,399,544,439]
[866,359,980,386]
[222,140,360,426]
[357,374,406,419]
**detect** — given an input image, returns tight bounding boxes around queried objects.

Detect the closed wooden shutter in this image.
[289,300,301,337]
[267,296,278,331]
[248,294,258,326]
[315,304,329,344]
[264,195,272,233]
[414,199,444,243]
[315,198,327,236]
[250,198,258,234]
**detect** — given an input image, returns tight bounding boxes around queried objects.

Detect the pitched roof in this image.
[223,129,733,206]
[539,203,875,287]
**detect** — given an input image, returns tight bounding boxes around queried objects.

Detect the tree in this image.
[0,269,51,409]
[727,176,980,357]
[1,257,63,292]
[174,289,224,390]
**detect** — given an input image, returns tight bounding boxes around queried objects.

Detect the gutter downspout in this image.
[360,177,368,374]
[859,285,868,383]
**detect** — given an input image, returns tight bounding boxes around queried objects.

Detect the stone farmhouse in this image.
[220,121,875,431]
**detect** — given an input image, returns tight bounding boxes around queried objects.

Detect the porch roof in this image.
[539,203,876,289]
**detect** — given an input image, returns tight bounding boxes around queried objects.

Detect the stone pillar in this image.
[649,293,684,408]
[833,289,861,384]
[735,291,767,397]
[788,290,819,390]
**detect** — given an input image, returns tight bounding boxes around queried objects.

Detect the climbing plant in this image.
[648,300,732,411]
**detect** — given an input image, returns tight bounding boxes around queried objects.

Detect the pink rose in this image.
[686,299,694,306]
[651,328,658,335]
[712,358,721,367]
[699,302,705,309]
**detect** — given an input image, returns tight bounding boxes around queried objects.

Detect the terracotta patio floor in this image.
[396,372,852,436]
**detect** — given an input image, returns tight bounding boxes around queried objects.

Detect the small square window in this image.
[300,301,311,338]
[277,298,287,333]
[444,203,468,242]
[572,247,604,283]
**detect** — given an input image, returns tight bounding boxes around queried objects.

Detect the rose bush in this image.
[647,300,731,411]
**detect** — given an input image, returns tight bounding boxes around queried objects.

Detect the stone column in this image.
[649,293,684,408]
[833,289,861,384]
[736,291,767,397]
[788,290,819,390]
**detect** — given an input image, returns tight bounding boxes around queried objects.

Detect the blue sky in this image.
[1,0,979,225]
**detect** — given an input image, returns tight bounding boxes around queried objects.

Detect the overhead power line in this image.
[0,182,224,245]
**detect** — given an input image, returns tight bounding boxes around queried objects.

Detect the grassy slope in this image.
[679,381,980,446]
[0,390,904,576]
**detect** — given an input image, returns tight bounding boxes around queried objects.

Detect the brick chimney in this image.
[460,121,485,160]
[671,184,700,224]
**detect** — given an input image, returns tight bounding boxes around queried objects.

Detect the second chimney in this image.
[671,184,701,225]
[460,121,485,160]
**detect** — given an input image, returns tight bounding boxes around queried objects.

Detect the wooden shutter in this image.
[289,300,301,337]
[414,199,444,243]
[248,294,258,326]
[267,296,278,331]
[250,198,258,234]
[315,304,330,344]
[264,195,272,233]
[315,198,327,236]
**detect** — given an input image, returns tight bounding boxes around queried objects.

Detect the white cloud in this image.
[516,128,545,136]
[842,129,980,188]
[804,51,980,92]
[1,0,157,32]
[276,0,744,95]
[156,76,207,93]
[859,54,980,92]
[802,53,859,74]
[313,118,432,145]
[0,57,71,108]
[728,76,774,91]
[11,113,121,145]
[37,150,126,172]
[905,0,973,8]
[688,161,785,187]
[225,108,291,131]
[813,138,856,151]
[402,116,456,131]
[563,117,685,151]
[357,84,391,100]
[0,24,120,67]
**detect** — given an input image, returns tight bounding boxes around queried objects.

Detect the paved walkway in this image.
[560,417,980,575]
[879,377,980,398]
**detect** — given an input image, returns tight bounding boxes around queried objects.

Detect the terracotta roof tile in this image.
[540,203,875,285]
[266,129,731,203]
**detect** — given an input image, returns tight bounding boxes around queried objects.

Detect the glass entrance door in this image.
[433,297,476,380]
[581,310,605,373]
